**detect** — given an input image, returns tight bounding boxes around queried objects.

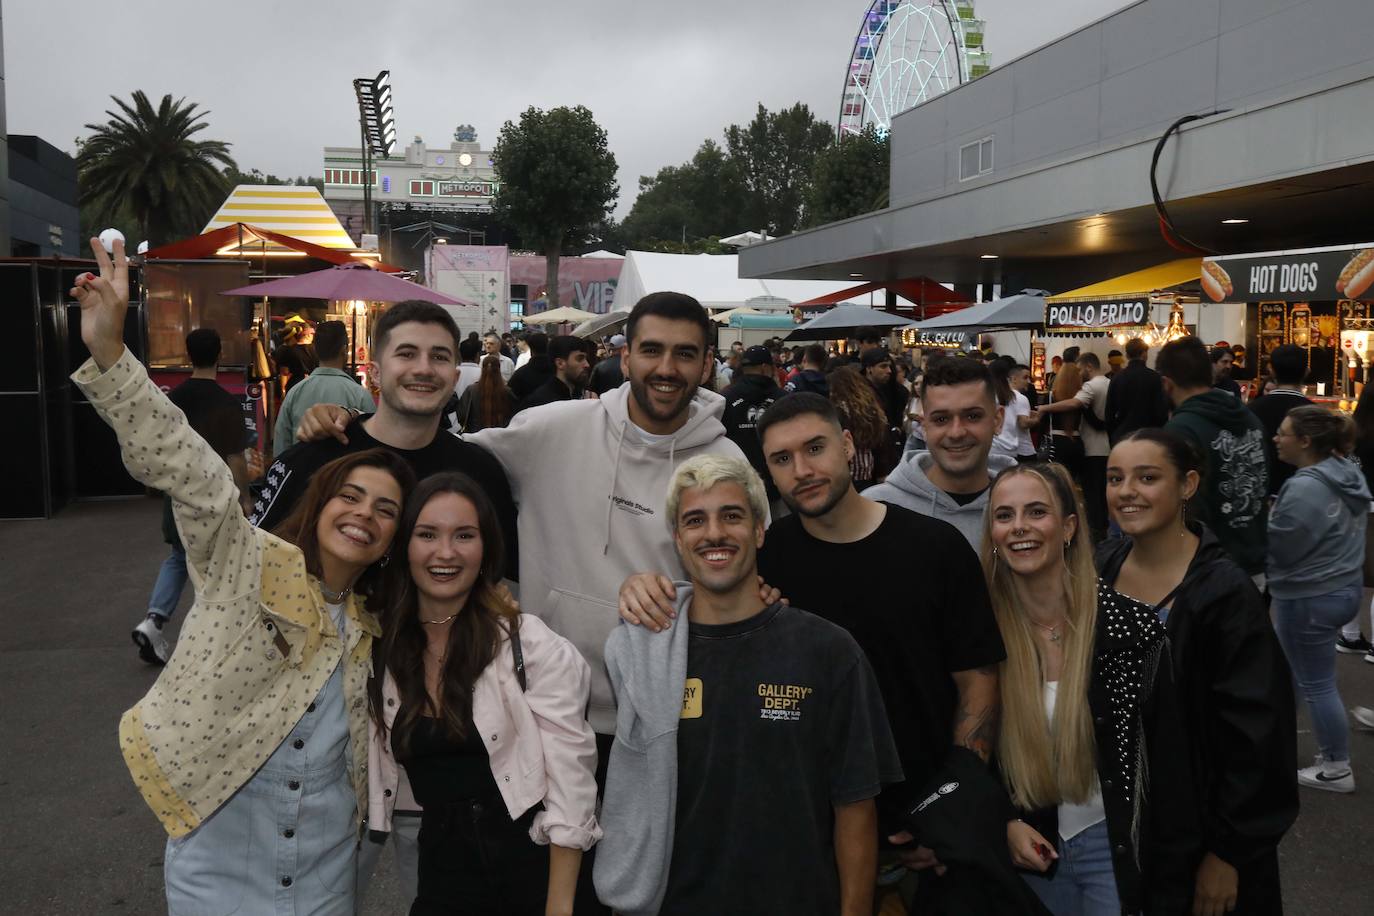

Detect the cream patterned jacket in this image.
[75,350,381,838]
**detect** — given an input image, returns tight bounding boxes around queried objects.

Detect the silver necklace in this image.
[320,583,352,603]
[420,612,459,626]
[1032,619,1063,642]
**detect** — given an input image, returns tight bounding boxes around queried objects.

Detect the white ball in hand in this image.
[99,228,126,254]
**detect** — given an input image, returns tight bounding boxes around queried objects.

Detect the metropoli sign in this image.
[438,180,496,197]
[1044,297,1149,331]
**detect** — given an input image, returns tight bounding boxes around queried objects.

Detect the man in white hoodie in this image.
[863,357,1015,549]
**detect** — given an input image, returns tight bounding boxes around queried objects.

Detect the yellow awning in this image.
[202,185,357,250]
[1046,258,1200,303]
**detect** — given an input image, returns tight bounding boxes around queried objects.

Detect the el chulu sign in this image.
[1044,298,1150,331]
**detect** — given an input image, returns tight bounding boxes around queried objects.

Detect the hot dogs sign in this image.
[1201,244,1374,303]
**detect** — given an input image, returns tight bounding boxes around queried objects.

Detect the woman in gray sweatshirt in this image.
[1268,406,1370,794]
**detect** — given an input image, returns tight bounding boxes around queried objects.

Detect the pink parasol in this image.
[222,262,471,305]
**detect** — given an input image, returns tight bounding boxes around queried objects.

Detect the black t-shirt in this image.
[946,487,987,507]
[169,378,245,457]
[251,417,519,580]
[757,504,1005,825]
[662,602,901,916]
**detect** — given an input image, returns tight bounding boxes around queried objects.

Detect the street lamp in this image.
[352,70,396,239]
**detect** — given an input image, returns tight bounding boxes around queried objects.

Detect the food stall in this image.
[1201,243,1374,407]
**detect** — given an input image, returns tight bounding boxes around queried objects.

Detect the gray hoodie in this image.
[861,451,1018,550]
[467,383,746,733]
[593,585,694,916]
[1267,456,1371,599]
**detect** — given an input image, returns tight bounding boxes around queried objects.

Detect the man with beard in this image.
[516,335,591,412]
[596,454,900,916]
[618,393,1004,914]
[296,291,746,913]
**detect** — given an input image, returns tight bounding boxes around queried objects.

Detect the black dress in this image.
[402,717,549,916]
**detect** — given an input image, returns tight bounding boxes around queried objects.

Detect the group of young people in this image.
[78,228,1309,916]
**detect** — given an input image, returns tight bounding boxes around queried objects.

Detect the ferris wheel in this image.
[838,1,990,138]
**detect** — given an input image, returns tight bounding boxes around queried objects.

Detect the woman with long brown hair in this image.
[457,354,516,432]
[828,366,890,489]
[70,236,416,915]
[982,462,1197,915]
[368,472,599,915]
[1044,360,1085,478]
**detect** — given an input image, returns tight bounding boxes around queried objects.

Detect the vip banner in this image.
[511,255,623,315]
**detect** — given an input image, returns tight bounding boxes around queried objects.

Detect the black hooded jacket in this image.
[1098,526,1298,906]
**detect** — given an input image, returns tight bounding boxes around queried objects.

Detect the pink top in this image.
[367,614,602,850]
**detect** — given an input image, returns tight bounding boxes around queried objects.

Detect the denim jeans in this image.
[1273,582,1361,762]
[147,546,188,621]
[1020,820,1120,916]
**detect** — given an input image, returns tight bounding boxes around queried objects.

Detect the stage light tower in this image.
[352,70,396,239]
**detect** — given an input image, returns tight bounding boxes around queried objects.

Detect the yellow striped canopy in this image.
[203,186,356,250]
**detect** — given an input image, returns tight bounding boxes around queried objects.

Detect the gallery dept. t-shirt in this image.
[250,416,520,580]
[661,602,902,916]
[757,503,1005,827]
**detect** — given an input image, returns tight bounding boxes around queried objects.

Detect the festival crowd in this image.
[70,231,1374,915]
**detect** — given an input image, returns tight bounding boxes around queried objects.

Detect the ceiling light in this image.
[1221,218,1249,224]
[849,272,864,278]
[980,254,999,259]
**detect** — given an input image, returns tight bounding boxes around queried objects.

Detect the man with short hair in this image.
[863,358,1014,549]
[272,320,374,455]
[1105,337,1169,444]
[720,346,782,506]
[1212,345,1242,397]
[786,344,830,397]
[455,336,483,398]
[1106,349,1125,378]
[513,330,533,369]
[507,331,552,401]
[132,328,248,666]
[483,331,515,381]
[1159,336,1269,581]
[619,396,1004,913]
[597,454,900,916]
[1247,343,1312,497]
[589,333,627,395]
[1037,352,1111,541]
[517,335,591,412]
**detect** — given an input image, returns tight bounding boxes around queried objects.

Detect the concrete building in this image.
[741,0,1374,298]
[322,125,498,243]
[0,1,11,254]
[8,135,78,257]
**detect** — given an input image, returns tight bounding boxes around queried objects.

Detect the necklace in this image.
[1032,619,1063,642]
[420,611,459,626]
[320,583,352,603]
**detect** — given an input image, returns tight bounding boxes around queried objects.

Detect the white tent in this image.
[580,249,626,259]
[609,250,873,313]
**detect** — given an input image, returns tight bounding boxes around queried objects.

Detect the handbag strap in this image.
[511,625,527,692]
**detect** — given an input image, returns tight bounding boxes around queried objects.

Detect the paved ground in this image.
[3,497,1373,914]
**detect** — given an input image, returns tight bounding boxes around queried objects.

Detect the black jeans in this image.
[410,795,548,916]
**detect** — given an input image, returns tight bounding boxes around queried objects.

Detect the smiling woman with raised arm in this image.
[70,237,416,915]
[982,462,1199,916]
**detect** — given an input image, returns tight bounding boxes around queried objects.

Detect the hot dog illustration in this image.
[1201,260,1233,303]
[1338,249,1374,300]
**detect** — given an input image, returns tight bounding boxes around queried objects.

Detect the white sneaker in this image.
[132,615,170,666]
[1353,707,1374,731]
[1297,755,1355,793]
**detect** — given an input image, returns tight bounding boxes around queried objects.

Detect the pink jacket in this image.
[367,614,602,850]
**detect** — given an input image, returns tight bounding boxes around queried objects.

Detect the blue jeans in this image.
[1021,820,1120,916]
[148,546,188,621]
[1273,582,1361,762]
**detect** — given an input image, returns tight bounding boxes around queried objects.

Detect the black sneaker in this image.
[1337,634,1372,654]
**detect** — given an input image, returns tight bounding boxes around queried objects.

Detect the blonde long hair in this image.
[981,462,1100,809]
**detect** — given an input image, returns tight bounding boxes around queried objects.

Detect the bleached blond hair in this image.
[665,454,768,531]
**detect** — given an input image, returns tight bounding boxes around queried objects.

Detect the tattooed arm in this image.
[950,665,999,762]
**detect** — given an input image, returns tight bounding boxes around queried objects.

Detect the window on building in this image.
[409,180,434,196]
[959,136,994,181]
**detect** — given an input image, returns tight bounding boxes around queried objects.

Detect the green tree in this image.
[492,106,618,308]
[724,103,833,235]
[222,167,325,192]
[621,140,748,252]
[77,91,236,245]
[805,125,890,227]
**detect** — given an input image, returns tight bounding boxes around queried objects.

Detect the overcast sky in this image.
[6,0,1129,217]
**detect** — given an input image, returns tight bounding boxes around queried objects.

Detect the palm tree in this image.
[78,91,237,245]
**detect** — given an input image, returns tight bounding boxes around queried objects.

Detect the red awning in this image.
[143,224,402,273]
[795,277,972,316]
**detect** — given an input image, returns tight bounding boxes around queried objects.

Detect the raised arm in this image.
[71,237,257,599]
